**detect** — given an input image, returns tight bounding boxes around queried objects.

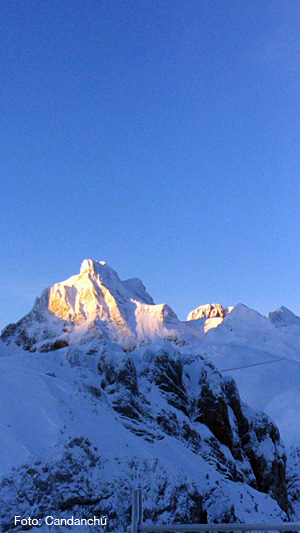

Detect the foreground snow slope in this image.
[1,259,300,531]
[0,340,288,531]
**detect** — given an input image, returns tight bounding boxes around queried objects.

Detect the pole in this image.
[131,489,139,533]
[138,489,143,526]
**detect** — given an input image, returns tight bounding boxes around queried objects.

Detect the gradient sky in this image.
[1,0,300,330]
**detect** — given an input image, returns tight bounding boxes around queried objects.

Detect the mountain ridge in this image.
[3,258,299,352]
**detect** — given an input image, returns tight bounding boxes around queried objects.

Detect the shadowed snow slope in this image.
[199,304,300,444]
[1,261,300,531]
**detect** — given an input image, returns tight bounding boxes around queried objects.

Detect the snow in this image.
[269,306,300,327]
[1,259,300,529]
[198,303,300,445]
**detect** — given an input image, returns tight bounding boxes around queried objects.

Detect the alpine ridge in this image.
[1,259,202,353]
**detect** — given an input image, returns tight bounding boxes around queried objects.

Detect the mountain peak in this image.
[1,259,200,351]
[80,258,116,278]
[269,306,300,327]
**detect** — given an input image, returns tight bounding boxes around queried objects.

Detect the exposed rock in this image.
[196,363,233,450]
[39,338,69,352]
[153,350,189,416]
[187,304,234,321]
[94,346,288,513]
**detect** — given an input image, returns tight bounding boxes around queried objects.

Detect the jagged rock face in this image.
[224,378,287,512]
[186,304,234,333]
[187,304,234,321]
[245,412,287,513]
[1,259,201,352]
[286,448,300,519]
[94,347,288,513]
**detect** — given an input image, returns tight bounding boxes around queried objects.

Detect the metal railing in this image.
[128,490,300,533]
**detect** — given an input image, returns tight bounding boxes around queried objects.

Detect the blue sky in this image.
[1,0,300,330]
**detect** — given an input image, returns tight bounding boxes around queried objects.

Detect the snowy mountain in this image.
[269,306,300,328]
[1,259,300,532]
[1,259,201,353]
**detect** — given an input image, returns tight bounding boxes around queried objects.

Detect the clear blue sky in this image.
[1,0,300,330]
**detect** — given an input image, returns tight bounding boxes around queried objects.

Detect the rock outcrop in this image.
[186,304,234,333]
[187,304,234,321]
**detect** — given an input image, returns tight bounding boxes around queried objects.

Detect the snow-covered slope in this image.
[0,341,288,531]
[191,303,300,521]
[195,304,300,445]
[269,306,300,328]
[1,260,300,531]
